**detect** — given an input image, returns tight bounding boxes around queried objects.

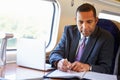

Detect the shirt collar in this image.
[81,33,89,39]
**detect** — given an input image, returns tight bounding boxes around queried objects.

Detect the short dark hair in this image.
[76,3,96,17]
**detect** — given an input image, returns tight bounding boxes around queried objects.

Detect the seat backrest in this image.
[112,20,120,30]
[97,18,120,73]
[118,47,120,75]
[114,45,120,75]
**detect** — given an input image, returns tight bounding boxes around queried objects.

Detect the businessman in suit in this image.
[49,3,114,74]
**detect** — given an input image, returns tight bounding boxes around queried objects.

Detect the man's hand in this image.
[70,61,90,72]
[57,59,72,72]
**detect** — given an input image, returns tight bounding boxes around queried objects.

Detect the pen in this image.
[64,58,71,70]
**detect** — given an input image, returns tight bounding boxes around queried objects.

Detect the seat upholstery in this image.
[114,46,120,75]
[97,19,120,74]
[118,50,120,75]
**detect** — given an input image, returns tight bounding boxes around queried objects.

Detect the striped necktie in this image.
[76,37,86,61]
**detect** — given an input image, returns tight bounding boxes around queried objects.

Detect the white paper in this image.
[83,71,117,80]
[46,70,117,80]
[47,70,86,79]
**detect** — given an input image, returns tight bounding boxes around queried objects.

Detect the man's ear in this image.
[95,17,98,24]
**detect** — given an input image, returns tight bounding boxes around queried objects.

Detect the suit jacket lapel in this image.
[69,27,80,62]
[80,36,97,62]
[80,26,100,62]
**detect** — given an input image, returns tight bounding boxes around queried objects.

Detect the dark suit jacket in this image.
[49,25,114,74]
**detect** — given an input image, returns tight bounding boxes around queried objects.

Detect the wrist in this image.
[89,65,92,71]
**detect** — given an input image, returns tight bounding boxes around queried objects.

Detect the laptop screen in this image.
[17,38,47,70]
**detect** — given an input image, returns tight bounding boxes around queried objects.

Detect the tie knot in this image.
[83,37,86,41]
[81,37,86,45]
[82,37,86,42]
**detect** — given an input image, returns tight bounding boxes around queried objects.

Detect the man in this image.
[49,3,114,74]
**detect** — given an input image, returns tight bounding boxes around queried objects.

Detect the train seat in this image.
[97,18,120,74]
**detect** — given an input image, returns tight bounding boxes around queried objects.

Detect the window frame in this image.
[46,0,60,52]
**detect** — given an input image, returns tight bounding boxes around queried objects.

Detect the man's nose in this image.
[82,23,88,29]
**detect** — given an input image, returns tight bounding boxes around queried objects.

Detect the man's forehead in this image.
[76,11,94,18]
[76,13,95,21]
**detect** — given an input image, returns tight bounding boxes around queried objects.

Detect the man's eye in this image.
[87,21,93,24]
[79,21,83,24]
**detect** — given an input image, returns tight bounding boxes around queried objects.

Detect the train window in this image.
[0,0,60,52]
[99,10,120,22]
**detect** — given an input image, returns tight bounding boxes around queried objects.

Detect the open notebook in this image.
[44,70,117,80]
[16,38,54,71]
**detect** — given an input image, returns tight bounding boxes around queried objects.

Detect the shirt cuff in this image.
[89,65,92,71]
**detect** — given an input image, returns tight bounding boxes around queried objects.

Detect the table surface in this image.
[0,63,118,80]
[0,63,51,80]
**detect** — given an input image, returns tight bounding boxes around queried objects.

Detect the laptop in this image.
[16,38,54,71]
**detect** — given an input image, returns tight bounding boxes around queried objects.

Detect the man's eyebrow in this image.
[87,20,94,22]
